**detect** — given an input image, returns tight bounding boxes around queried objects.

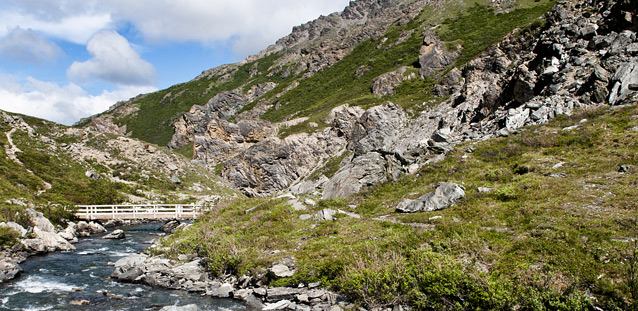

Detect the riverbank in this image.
[0,221,244,311]
[112,225,355,311]
[0,209,159,283]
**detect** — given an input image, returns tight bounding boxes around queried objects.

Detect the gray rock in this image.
[0,260,22,282]
[304,199,316,207]
[312,209,337,221]
[212,283,234,298]
[85,170,100,180]
[299,214,312,221]
[372,66,413,96]
[159,219,181,233]
[337,210,361,219]
[21,239,46,254]
[171,175,181,184]
[159,304,200,311]
[419,31,459,78]
[396,182,465,213]
[102,229,126,239]
[263,300,292,310]
[88,222,106,234]
[26,208,55,233]
[111,254,148,280]
[477,187,493,193]
[270,264,295,278]
[33,227,76,252]
[245,294,266,310]
[267,287,303,301]
[322,153,387,199]
[609,62,638,105]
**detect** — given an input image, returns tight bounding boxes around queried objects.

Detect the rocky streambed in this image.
[111,223,353,311]
[0,220,243,311]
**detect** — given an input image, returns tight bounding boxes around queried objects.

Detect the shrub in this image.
[340,249,413,308]
[0,227,19,248]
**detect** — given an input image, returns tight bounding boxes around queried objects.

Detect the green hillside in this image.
[1,112,239,233]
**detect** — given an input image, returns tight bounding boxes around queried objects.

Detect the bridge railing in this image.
[74,204,204,220]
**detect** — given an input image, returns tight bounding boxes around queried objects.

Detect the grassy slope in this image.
[161,104,638,310]
[102,0,554,145]
[0,113,238,230]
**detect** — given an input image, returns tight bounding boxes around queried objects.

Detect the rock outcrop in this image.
[112,252,348,311]
[396,182,465,213]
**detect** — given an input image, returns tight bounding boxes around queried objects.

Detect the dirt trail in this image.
[5,127,52,195]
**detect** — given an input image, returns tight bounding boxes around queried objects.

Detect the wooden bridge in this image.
[75,204,203,220]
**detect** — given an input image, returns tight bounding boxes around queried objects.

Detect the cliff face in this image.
[83,0,638,198]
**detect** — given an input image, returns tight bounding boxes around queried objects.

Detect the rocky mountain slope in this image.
[82,0,638,199]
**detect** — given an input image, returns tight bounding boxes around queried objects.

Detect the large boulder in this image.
[102,229,126,239]
[160,304,200,311]
[159,219,181,234]
[26,208,55,232]
[396,182,465,213]
[609,62,638,105]
[0,260,22,282]
[322,152,388,199]
[111,254,149,281]
[33,227,76,252]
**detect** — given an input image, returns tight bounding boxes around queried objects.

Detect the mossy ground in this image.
[160,104,638,310]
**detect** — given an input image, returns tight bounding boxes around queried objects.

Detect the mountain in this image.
[80,0,629,199]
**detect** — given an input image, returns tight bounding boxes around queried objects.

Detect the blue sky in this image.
[0,0,350,125]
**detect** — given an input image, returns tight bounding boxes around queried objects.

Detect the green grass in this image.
[437,1,555,67]
[159,104,638,310]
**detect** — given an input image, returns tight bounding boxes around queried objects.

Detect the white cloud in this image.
[109,0,350,55]
[0,27,63,64]
[0,10,112,45]
[0,0,350,54]
[67,30,158,86]
[0,74,156,125]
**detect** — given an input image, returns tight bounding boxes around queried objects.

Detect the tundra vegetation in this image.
[159,105,638,310]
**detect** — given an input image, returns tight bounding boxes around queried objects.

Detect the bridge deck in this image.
[75,204,203,220]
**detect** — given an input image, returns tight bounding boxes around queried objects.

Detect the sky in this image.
[0,0,350,125]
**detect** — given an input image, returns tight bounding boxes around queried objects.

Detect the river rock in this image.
[26,208,55,233]
[160,304,200,311]
[159,219,181,233]
[263,300,292,310]
[267,287,303,301]
[396,182,465,213]
[0,260,22,282]
[33,227,76,252]
[211,283,234,298]
[103,229,126,239]
[88,222,107,234]
[21,239,46,254]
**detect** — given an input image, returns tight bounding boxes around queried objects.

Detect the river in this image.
[0,222,245,311]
